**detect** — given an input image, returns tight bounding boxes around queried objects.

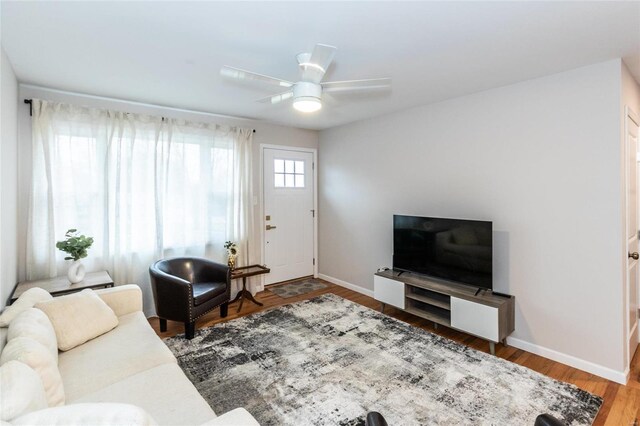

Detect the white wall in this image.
[17,85,318,315]
[318,60,626,382]
[622,62,640,117]
[1,47,18,309]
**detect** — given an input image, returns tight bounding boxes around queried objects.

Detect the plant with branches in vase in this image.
[56,229,94,283]
[224,241,238,270]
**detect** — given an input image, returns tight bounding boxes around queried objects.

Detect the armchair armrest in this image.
[150,268,191,287]
[149,267,193,322]
[94,285,142,317]
[195,259,230,284]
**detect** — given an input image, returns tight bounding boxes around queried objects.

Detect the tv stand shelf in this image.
[374,270,515,355]
[405,292,450,310]
[405,306,451,327]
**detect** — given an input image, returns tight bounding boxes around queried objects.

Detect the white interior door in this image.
[626,109,639,366]
[263,148,314,285]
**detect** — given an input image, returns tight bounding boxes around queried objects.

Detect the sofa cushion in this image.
[200,408,260,426]
[58,311,176,401]
[95,284,143,317]
[0,327,7,352]
[0,337,65,406]
[0,360,48,422]
[73,363,216,426]
[8,308,58,362]
[10,403,158,426]
[0,288,52,327]
[35,289,118,351]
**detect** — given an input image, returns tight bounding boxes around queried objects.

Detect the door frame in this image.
[259,144,318,287]
[624,105,640,370]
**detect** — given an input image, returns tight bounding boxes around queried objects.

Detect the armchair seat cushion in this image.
[192,282,227,306]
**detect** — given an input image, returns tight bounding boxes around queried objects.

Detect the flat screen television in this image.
[393,215,493,290]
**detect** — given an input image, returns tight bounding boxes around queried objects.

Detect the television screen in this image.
[393,215,493,290]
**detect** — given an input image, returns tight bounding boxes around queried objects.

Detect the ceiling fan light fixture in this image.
[292,81,322,113]
[293,97,322,113]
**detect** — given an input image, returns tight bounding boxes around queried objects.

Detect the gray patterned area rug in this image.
[267,278,328,298]
[164,294,602,426]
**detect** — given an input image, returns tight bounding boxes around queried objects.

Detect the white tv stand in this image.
[374,270,515,355]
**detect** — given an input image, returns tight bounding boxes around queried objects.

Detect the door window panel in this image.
[274,159,305,188]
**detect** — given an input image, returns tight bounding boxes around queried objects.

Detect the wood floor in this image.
[149,280,640,425]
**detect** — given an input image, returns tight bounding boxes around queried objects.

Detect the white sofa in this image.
[0,284,259,426]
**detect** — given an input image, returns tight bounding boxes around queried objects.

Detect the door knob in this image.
[266,225,277,230]
[629,252,639,260]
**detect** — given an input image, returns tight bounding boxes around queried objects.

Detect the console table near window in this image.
[230,265,270,312]
[374,269,515,355]
[10,271,114,304]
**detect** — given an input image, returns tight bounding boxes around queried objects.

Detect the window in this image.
[27,99,256,318]
[274,159,305,188]
[44,128,235,257]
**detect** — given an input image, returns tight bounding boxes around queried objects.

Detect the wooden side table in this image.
[230,265,270,312]
[10,271,114,304]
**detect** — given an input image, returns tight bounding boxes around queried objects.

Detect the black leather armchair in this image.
[149,257,231,339]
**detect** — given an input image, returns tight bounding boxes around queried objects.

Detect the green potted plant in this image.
[56,229,94,283]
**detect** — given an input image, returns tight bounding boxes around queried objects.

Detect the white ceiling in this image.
[2,1,639,130]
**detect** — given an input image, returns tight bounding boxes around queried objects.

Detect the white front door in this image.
[626,108,639,366]
[263,148,315,285]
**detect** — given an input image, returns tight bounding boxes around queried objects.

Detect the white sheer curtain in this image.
[27,99,255,315]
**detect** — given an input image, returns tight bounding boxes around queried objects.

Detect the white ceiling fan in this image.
[221,44,391,113]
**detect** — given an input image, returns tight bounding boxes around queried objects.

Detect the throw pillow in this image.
[0,288,52,327]
[35,289,118,351]
[0,337,65,406]
[10,403,158,426]
[7,308,58,362]
[0,360,48,422]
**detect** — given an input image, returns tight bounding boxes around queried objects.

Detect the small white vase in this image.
[67,260,86,284]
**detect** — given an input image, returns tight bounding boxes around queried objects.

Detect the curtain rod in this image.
[22,99,256,133]
[24,99,32,116]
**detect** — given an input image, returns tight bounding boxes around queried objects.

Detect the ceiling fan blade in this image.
[300,44,337,83]
[256,91,294,105]
[221,66,294,88]
[321,78,391,93]
[309,44,337,73]
[321,92,339,107]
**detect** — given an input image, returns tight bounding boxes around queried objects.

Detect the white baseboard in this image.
[318,274,374,298]
[506,336,629,385]
[319,273,629,385]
